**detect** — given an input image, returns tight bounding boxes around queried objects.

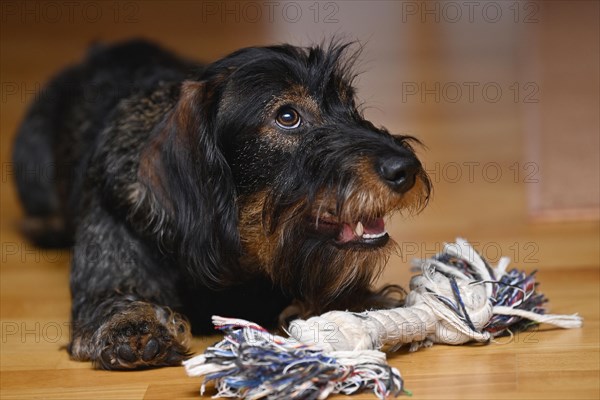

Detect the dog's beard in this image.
[272,215,392,308]
[237,174,430,313]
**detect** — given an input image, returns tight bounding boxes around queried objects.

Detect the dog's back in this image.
[12,40,197,247]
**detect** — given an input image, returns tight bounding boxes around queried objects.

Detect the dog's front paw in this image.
[92,303,191,370]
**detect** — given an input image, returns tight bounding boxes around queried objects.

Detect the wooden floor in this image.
[1,258,598,399]
[1,2,599,399]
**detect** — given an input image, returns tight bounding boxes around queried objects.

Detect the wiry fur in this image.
[13,39,431,370]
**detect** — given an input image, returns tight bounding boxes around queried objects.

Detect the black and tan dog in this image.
[13,40,431,370]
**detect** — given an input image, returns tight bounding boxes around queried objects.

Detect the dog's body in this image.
[13,40,430,369]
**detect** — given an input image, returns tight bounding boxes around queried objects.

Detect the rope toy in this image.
[184,238,583,399]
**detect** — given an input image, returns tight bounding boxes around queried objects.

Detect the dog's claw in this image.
[117,344,138,362]
[142,338,160,361]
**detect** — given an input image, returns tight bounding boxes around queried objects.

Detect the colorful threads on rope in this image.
[185,318,405,399]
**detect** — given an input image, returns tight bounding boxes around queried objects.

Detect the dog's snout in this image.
[377,155,419,193]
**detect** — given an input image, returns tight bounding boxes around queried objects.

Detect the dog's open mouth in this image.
[310,212,389,248]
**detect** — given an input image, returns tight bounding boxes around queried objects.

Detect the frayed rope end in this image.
[184,318,406,399]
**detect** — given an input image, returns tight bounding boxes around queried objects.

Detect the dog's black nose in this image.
[377,155,419,193]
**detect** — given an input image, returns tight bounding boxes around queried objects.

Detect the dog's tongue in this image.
[338,218,386,243]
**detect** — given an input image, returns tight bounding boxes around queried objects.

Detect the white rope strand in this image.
[493,306,583,329]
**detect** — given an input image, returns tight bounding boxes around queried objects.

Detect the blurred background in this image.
[2,0,597,281]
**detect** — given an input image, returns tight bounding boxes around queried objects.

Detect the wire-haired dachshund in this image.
[13,39,431,369]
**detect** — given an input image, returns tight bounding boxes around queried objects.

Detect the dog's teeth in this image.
[355,221,364,237]
[362,231,388,239]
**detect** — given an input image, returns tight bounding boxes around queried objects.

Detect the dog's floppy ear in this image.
[138,80,240,287]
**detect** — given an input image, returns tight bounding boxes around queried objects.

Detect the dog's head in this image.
[139,42,431,311]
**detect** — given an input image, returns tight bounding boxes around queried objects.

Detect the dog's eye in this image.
[275,107,302,129]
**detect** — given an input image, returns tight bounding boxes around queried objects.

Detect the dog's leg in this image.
[68,207,191,370]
